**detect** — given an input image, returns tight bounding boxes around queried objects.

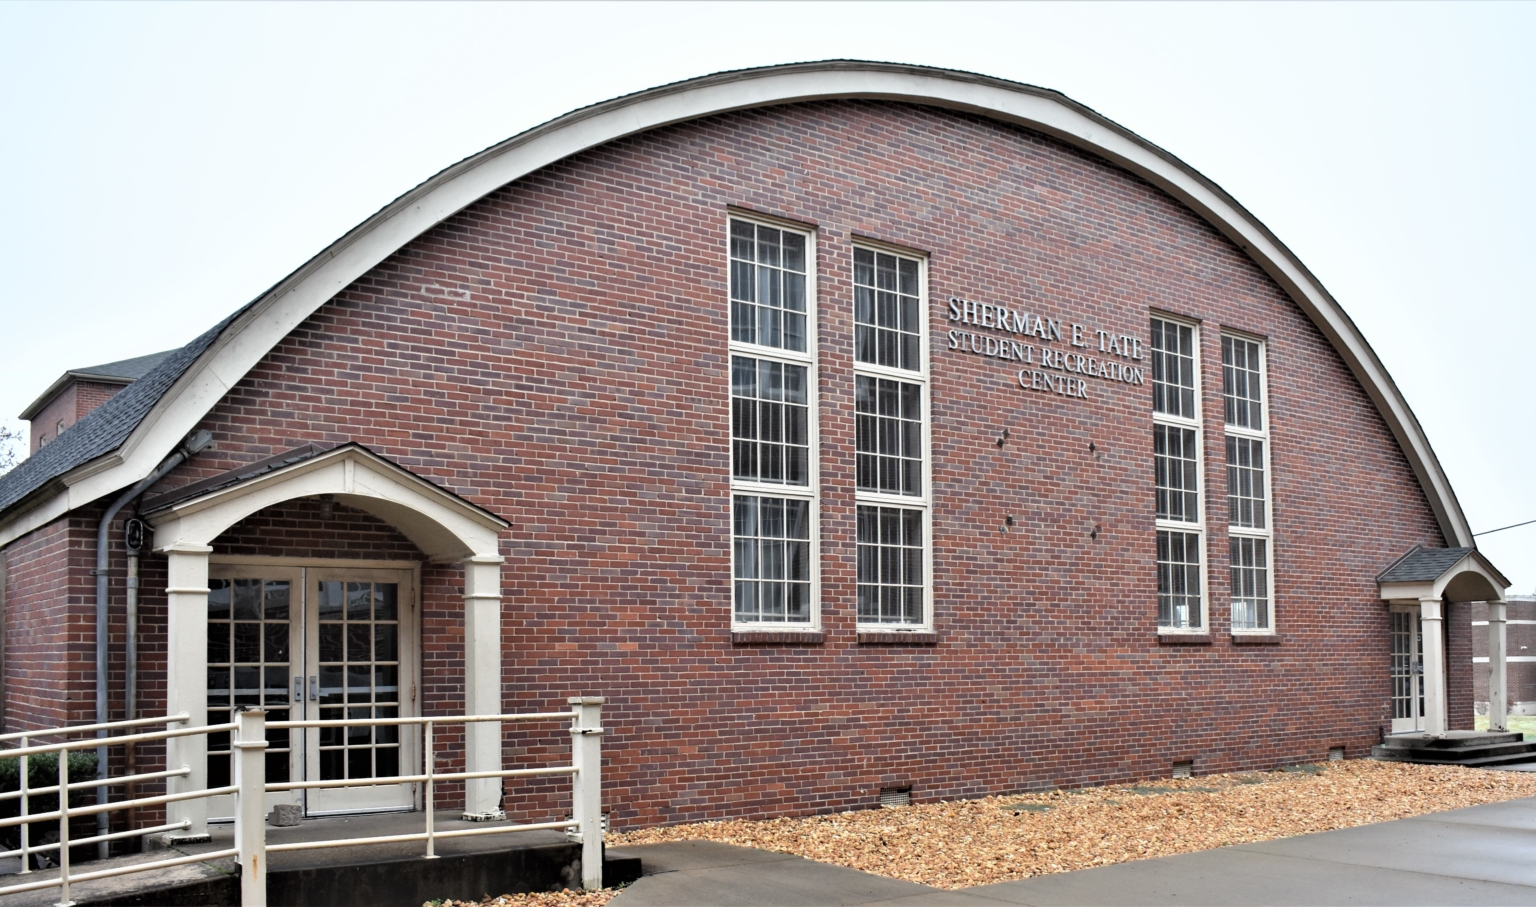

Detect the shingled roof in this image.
[0,310,243,515]
[1378,546,1479,583]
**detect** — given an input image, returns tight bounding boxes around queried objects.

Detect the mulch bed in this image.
[607,760,1536,889]
[428,890,618,907]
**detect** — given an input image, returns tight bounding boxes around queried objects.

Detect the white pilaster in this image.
[1420,596,1447,736]
[165,545,212,840]
[462,555,504,819]
[1489,601,1508,733]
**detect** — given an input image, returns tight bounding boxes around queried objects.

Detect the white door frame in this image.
[208,557,421,818]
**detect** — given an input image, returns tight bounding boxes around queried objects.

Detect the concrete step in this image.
[1372,742,1536,767]
[1377,731,1524,750]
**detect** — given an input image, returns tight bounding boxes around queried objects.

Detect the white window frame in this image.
[1221,331,1275,635]
[1151,313,1208,634]
[728,213,820,630]
[853,241,932,632]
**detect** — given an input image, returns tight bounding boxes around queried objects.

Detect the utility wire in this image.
[1473,518,1536,538]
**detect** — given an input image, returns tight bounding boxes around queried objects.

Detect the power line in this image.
[1474,518,1536,538]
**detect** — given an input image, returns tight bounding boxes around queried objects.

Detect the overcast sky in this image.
[1,1,1531,591]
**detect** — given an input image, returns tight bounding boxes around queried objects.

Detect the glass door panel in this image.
[305,568,417,814]
[205,566,304,820]
[1390,605,1424,734]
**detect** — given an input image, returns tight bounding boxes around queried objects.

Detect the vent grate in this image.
[1171,760,1193,779]
[1329,746,1345,762]
[880,786,913,808]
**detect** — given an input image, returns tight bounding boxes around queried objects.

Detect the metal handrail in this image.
[0,700,605,905]
[0,713,190,745]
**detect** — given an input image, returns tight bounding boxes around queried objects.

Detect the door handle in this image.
[310,676,319,701]
[294,677,303,703]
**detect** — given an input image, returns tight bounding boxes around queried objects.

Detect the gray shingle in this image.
[69,350,177,383]
[1378,546,1477,583]
[0,309,245,515]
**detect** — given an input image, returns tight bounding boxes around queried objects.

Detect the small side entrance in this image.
[206,560,420,819]
[1390,604,1425,733]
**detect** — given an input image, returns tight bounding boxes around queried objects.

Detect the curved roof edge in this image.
[0,60,1472,548]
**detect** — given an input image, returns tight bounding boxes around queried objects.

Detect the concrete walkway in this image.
[609,795,1536,906]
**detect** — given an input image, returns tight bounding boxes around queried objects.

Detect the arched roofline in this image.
[7,60,1472,547]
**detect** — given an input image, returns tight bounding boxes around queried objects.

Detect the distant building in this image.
[1476,595,1536,715]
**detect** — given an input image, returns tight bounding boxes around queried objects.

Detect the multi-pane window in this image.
[731,219,808,353]
[856,376,922,496]
[1154,425,1199,522]
[1157,531,1204,629]
[732,357,809,486]
[1223,334,1274,632]
[854,248,921,370]
[1226,437,1266,530]
[733,496,812,622]
[1152,316,1204,631]
[1229,537,1270,631]
[1222,336,1263,429]
[854,245,929,629]
[857,505,924,624]
[1151,319,1197,419]
[729,216,817,627]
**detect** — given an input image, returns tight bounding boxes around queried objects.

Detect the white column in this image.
[1489,601,1509,733]
[462,555,504,819]
[165,545,212,840]
[1420,596,1447,736]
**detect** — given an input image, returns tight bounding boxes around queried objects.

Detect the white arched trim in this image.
[145,444,507,562]
[17,61,1469,547]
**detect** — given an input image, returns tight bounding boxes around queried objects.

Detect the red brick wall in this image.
[1446,601,1472,730]
[28,385,76,453]
[5,101,1453,829]
[27,381,126,453]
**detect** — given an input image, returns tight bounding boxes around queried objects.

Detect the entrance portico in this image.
[1379,546,1510,736]
[143,443,509,837]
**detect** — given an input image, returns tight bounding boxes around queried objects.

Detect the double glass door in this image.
[206,563,418,817]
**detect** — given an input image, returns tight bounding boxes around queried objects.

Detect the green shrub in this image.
[0,750,100,866]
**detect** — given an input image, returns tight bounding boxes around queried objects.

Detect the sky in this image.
[0,1,1532,591]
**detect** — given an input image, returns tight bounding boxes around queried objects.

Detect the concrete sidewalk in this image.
[609,795,1536,906]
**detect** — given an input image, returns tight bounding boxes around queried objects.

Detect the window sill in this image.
[1231,633,1283,645]
[732,629,824,646]
[858,630,938,645]
[1157,633,1212,646]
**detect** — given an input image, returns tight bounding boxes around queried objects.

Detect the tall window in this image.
[730,217,817,626]
[1223,334,1273,632]
[1151,316,1205,631]
[854,247,930,628]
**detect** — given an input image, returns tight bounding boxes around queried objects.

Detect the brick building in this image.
[0,62,1513,838]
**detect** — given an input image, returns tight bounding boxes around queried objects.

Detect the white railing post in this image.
[57,747,72,907]
[233,709,267,907]
[424,720,437,860]
[569,697,604,891]
[18,735,29,874]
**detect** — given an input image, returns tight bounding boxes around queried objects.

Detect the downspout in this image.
[94,430,212,858]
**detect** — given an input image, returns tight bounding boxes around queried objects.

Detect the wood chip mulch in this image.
[427,890,619,907]
[608,760,1536,889]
